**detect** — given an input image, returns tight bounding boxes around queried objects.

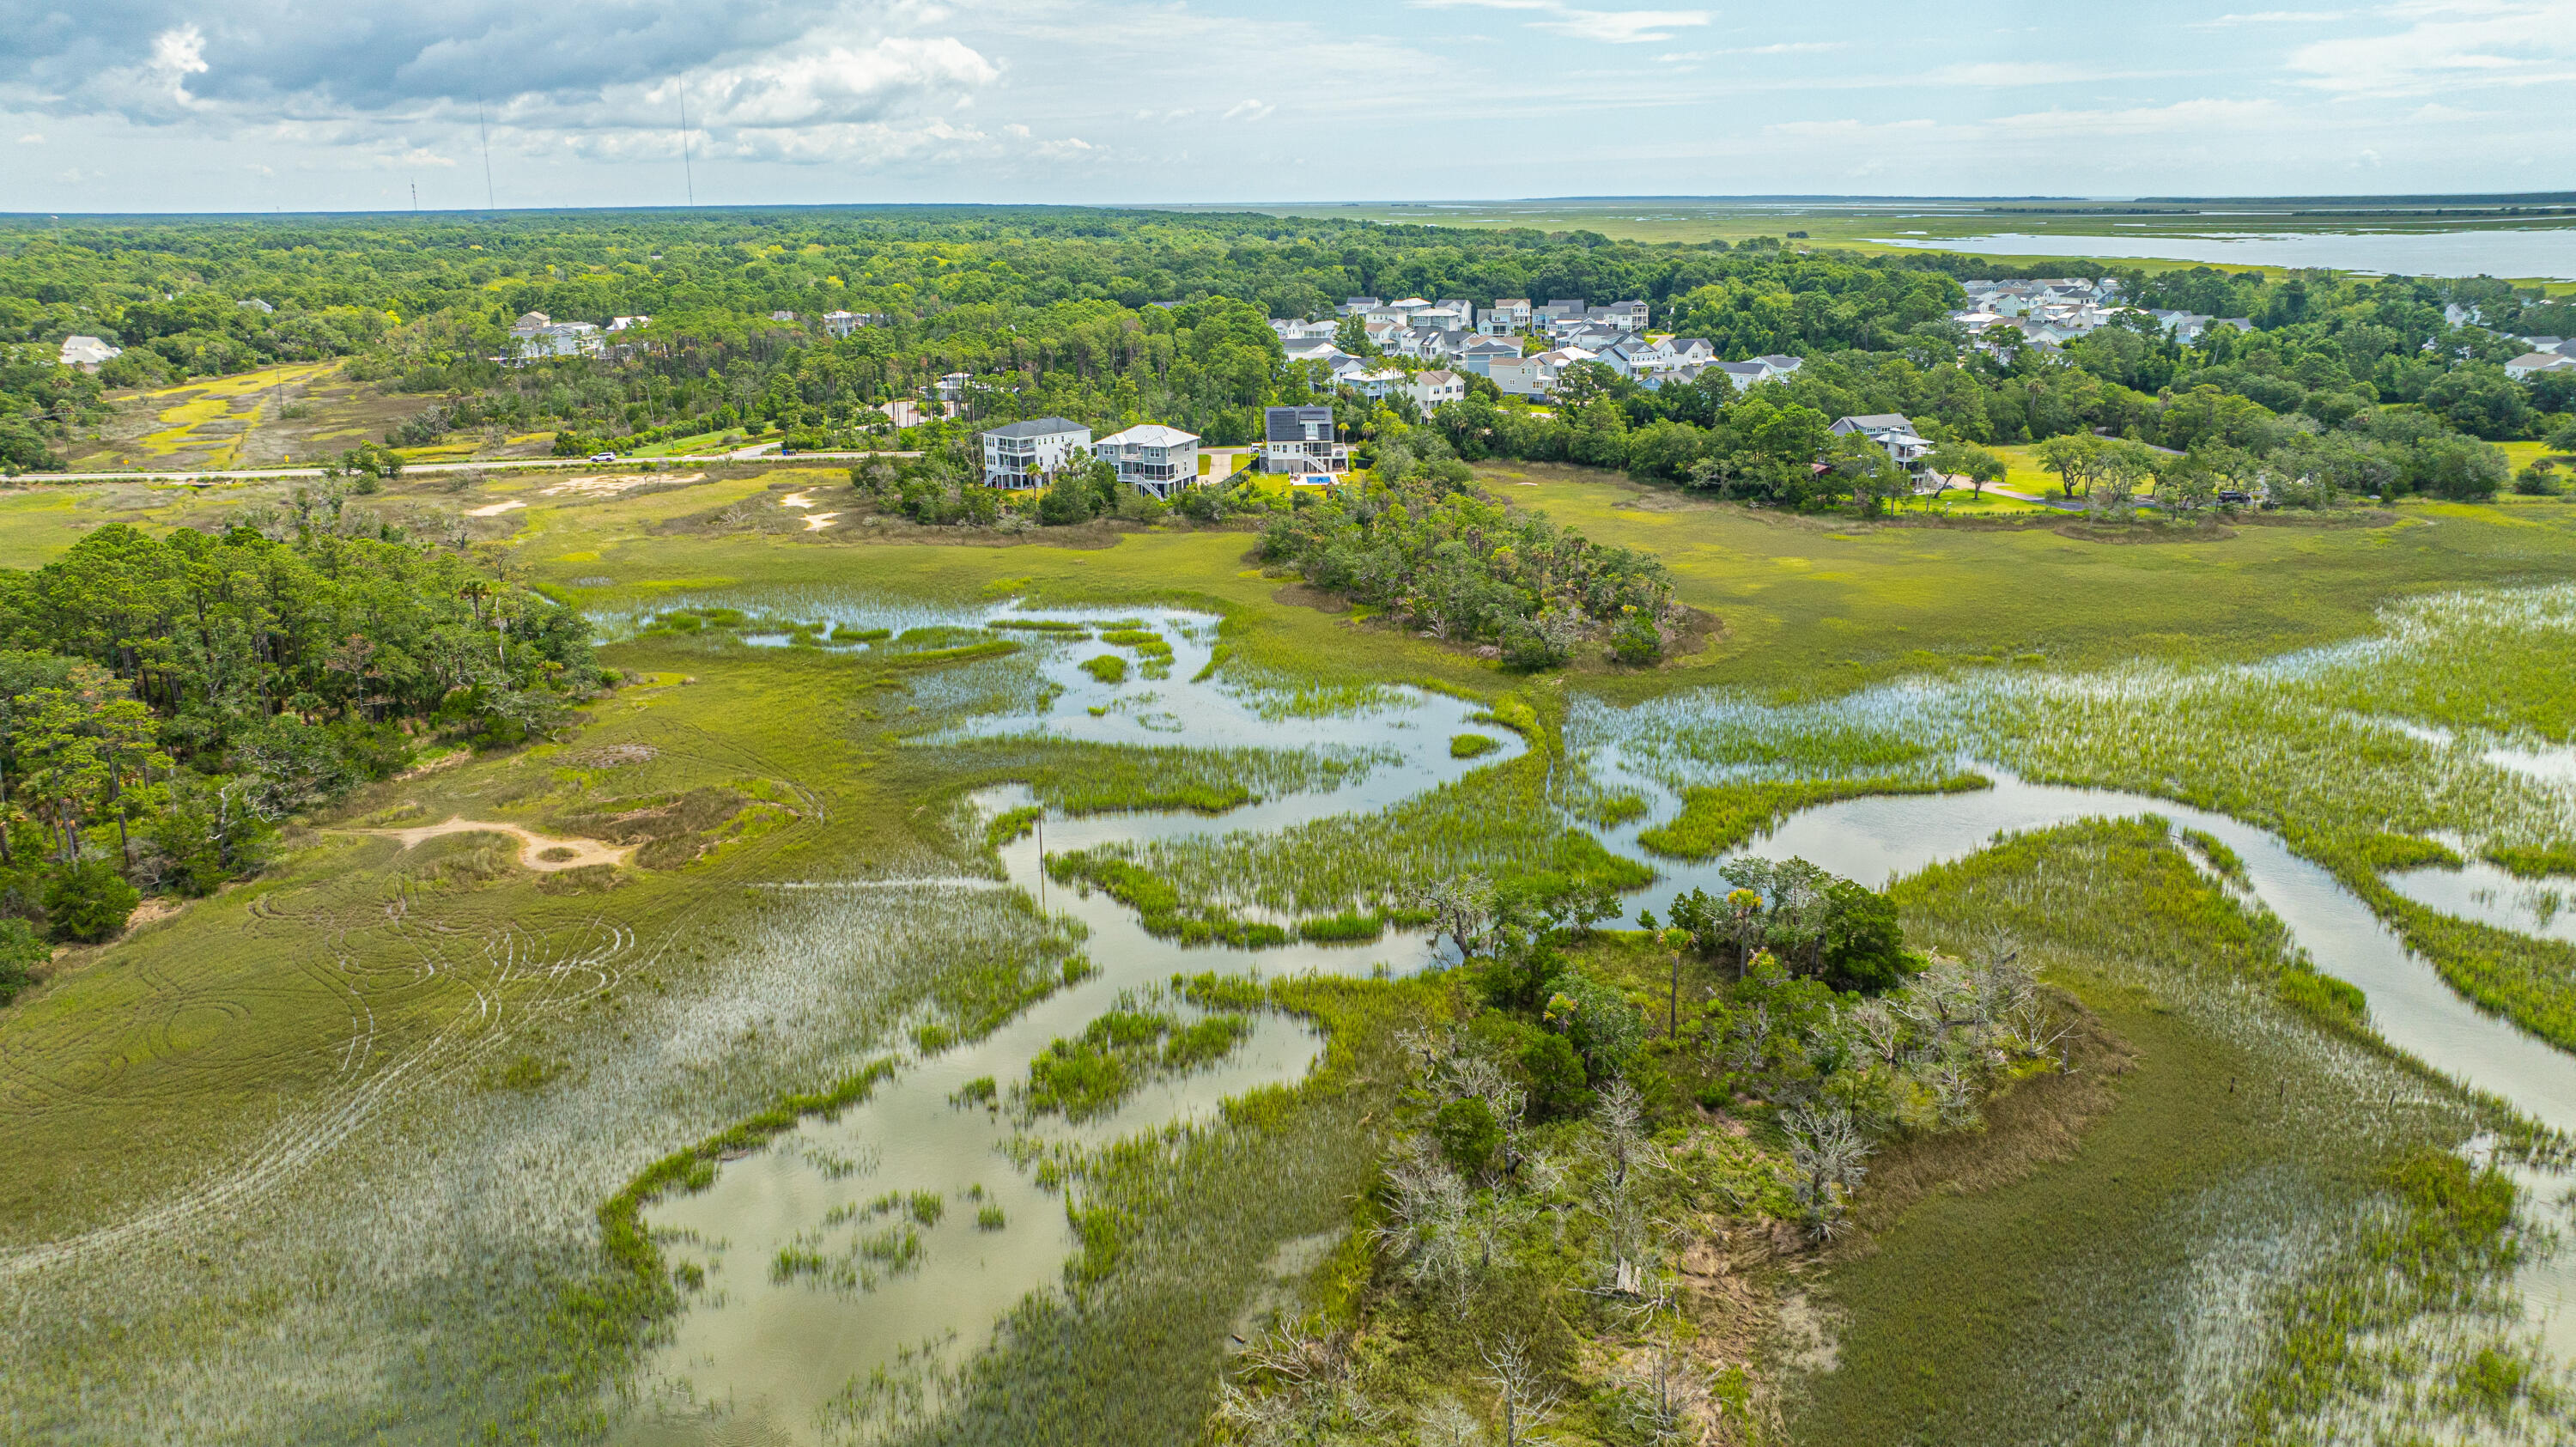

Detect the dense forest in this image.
[3,208,2570,486]
[0,519,596,973]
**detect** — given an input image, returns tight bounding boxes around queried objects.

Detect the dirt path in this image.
[357,818,635,872]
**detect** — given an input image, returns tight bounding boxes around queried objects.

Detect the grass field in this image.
[1154,198,2576,289]
[1475,461,2576,700]
[3,457,2574,1441]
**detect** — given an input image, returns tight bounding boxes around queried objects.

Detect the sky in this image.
[0,0,2572,213]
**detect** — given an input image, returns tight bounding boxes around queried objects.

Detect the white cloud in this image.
[149,25,210,98]
[1925,61,2186,86]
[14,132,39,143]
[1528,9,1712,42]
[1412,0,1711,44]
[685,36,998,129]
[2289,2,2576,94]
[2190,9,2352,27]
[1222,98,1273,120]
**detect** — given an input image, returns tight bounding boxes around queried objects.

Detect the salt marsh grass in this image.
[0,871,1067,1442]
[1799,818,2571,1444]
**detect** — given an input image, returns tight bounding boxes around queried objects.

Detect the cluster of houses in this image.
[1948,277,2255,352]
[980,403,1361,496]
[1267,294,1803,402]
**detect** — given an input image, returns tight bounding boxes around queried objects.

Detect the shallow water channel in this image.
[626,611,2576,1440]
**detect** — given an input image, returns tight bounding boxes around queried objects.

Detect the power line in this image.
[477,94,495,208]
[678,82,695,207]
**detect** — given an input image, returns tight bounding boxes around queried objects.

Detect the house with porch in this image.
[1261,404,1351,482]
[1094,424,1202,499]
[981,418,1092,489]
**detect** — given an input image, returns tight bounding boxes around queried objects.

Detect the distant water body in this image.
[1872,228,2576,280]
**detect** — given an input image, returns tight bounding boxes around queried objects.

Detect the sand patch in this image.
[802,512,841,532]
[465,500,526,517]
[780,490,817,508]
[355,817,635,872]
[538,471,706,500]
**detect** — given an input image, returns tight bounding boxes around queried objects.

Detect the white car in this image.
[588,452,618,463]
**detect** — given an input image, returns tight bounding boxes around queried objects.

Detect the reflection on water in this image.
[2389,862,2576,943]
[623,611,1516,1443]
[626,604,2576,1439]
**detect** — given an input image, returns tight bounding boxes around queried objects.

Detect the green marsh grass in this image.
[1795,818,2561,1444]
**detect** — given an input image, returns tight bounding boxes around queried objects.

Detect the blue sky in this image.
[1,1,2571,212]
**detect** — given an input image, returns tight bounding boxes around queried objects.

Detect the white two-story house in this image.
[1410,369,1467,413]
[1095,423,1202,499]
[981,417,1092,489]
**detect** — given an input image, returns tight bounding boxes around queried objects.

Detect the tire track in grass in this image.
[0,907,648,1279]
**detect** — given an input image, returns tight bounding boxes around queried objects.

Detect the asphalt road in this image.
[32,447,914,484]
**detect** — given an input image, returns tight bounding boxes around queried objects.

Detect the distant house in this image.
[1338,366,1409,401]
[606,315,652,333]
[1587,301,1649,332]
[936,373,973,404]
[1451,336,1522,377]
[1095,423,1201,499]
[1262,404,1351,482]
[981,417,1093,489]
[822,310,883,337]
[1410,305,1469,335]
[512,313,602,361]
[1595,336,1664,379]
[880,399,930,429]
[1666,337,1715,366]
[237,298,274,314]
[1481,299,1533,336]
[1338,296,1382,317]
[1411,368,1467,413]
[2507,352,2576,380]
[1285,339,1354,369]
[1831,413,1935,473]
[1703,353,1801,394]
[770,311,798,323]
[1537,299,1586,325]
[58,335,121,372]
[1271,317,1338,342]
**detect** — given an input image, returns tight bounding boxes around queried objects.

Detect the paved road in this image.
[33,448,914,484]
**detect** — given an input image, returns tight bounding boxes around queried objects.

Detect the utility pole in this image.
[410,181,418,211]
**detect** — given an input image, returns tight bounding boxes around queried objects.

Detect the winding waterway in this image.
[623,606,2576,1442]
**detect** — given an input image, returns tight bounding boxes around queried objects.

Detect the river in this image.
[622,607,2576,1440]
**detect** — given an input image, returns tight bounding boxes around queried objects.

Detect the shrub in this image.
[1611,611,1663,666]
[1431,1095,1501,1176]
[44,861,140,943]
[1500,620,1569,672]
[1519,1030,1589,1119]
[1082,654,1128,684]
[0,917,46,1005]
[1449,733,1499,759]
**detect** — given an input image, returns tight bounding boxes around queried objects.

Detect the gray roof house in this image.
[981,417,1093,489]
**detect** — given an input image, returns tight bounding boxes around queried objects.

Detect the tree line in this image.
[0,521,597,979]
